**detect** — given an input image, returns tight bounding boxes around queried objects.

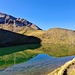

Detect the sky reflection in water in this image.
[0,54,75,75]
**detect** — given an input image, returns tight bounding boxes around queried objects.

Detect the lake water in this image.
[0,54,75,75]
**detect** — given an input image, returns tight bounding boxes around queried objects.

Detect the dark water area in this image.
[0,54,75,75]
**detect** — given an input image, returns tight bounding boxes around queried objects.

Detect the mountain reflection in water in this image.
[0,54,75,75]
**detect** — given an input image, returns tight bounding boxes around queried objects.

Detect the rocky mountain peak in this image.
[0,12,41,32]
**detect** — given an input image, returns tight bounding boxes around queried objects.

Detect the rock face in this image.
[0,12,41,32]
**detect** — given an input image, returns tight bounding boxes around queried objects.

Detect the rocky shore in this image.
[48,58,75,75]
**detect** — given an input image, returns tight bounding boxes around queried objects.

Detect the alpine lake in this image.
[0,44,75,75]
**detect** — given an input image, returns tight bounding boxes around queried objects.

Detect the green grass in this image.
[0,44,75,69]
[70,69,75,75]
[25,28,75,44]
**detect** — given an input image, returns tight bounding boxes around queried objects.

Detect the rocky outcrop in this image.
[48,58,75,75]
[0,12,41,32]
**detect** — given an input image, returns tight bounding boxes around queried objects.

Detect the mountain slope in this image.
[0,12,75,45]
[25,28,75,44]
[0,29,41,47]
[0,12,41,33]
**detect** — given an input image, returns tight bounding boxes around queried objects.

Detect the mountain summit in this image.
[0,12,41,32]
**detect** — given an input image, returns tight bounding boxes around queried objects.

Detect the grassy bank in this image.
[48,58,75,75]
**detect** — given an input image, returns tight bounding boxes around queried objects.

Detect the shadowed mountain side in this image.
[0,29,41,47]
[48,58,75,75]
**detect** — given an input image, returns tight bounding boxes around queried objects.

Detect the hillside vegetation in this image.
[0,12,75,45]
[23,28,75,44]
[1,27,75,46]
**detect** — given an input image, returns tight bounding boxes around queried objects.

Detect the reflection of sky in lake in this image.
[0,54,75,75]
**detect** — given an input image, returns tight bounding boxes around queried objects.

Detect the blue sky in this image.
[0,0,75,30]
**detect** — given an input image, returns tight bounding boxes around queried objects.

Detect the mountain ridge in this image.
[0,12,75,45]
[24,28,75,44]
[0,12,41,32]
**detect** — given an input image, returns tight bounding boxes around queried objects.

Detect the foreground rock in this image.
[48,58,75,75]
